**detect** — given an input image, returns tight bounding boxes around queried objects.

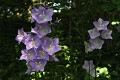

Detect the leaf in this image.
[117,4,120,11]
[101,3,116,11]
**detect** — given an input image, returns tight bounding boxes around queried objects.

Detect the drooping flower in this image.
[89,37,104,49]
[15,28,27,44]
[101,29,112,39]
[28,59,47,72]
[88,28,100,39]
[84,41,94,53]
[42,37,61,55]
[49,54,59,61]
[31,22,51,38]
[20,49,36,61]
[25,35,42,50]
[82,60,97,77]
[116,25,120,32]
[31,6,53,24]
[93,18,109,31]
[36,47,49,60]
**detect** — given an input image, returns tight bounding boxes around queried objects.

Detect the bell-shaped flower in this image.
[28,59,47,72]
[20,49,36,61]
[84,41,94,53]
[42,37,61,55]
[82,60,97,77]
[25,63,37,74]
[101,29,112,39]
[25,35,42,50]
[31,6,53,24]
[89,37,104,49]
[93,18,109,31]
[15,28,27,44]
[49,54,59,61]
[35,47,49,60]
[31,22,51,38]
[88,28,100,39]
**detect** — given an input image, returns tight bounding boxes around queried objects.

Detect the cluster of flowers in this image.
[15,6,61,74]
[84,18,112,53]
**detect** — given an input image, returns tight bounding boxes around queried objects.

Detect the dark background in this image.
[0,0,120,80]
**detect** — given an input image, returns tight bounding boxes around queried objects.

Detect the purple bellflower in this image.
[89,37,104,49]
[25,35,42,50]
[101,29,112,39]
[29,59,47,72]
[31,6,53,24]
[31,22,51,38]
[20,49,36,61]
[84,41,94,53]
[93,18,109,31]
[42,37,61,55]
[36,47,49,60]
[82,60,97,77]
[15,28,27,44]
[88,28,100,39]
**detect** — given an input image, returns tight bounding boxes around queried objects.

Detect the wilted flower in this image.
[93,18,109,31]
[101,29,112,39]
[42,37,61,55]
[15,28,27,44]
[31,6,53,24]
[31,22,51,38]
[88,28,100,39]
[89,37,104,49]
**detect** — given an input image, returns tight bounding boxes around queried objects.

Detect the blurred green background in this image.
[0,0,120,80]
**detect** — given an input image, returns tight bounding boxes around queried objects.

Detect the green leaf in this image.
[111,0,120,4]
[101,3,116,11]
[117,4,120,10]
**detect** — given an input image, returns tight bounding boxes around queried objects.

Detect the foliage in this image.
[0,0,120,80]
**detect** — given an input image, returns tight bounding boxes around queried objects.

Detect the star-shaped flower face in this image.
[15,28,27,44]
[84,41,94,53]
[29,59,47,72]
[36,47,49,60]
[20,49,36,61]
[93,18,109,31]
[42,37,61,55]
[31,6,53,24]
[101,29,112,39]
[88,28,100,39]
[31,22,51,38]
[25,35,42,50]
[89,37,104,49]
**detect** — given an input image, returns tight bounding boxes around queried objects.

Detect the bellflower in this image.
[83,60,97,77]
[25,35,42,50]
[36,47,49,60]
[89,37,104,49]
[31,6,53,24]
[31,22,51,38]
[88,28,100,39]
[49,54,59,61]
[28,59,47,72]
[42,37,61,55]
[93,18,109,30]
[84,41,94,53]
[15,28,27,44]
[101,29,112,39]
[20,49,36,61]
